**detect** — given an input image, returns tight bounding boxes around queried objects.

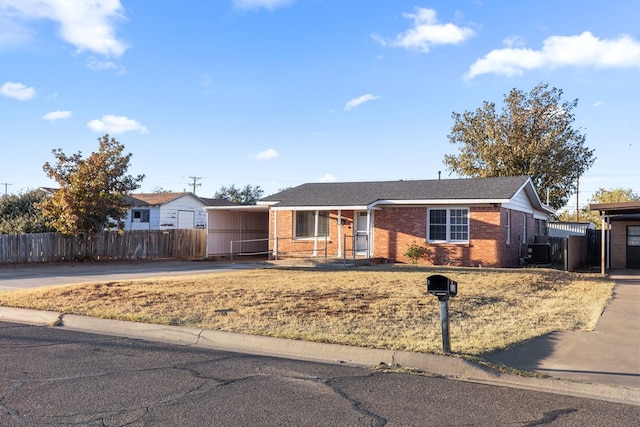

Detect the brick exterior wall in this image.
[269,206,540,267]
[610,220,640,268]
[269,210,354,257]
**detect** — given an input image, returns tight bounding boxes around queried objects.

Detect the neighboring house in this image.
[590,201,640,270]
[258,176,554,267]
[124,193,236,231]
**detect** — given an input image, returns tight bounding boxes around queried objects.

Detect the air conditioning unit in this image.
[528,244,550,264]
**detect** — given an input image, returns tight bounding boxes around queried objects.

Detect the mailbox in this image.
[427,274,457,297]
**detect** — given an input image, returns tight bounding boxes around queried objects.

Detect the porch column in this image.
[337,210,342,257]
[273,210,278,259]
[601,213,605,275]
[366,209,371,258]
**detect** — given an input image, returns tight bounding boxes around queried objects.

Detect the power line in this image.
[188,176,202,195]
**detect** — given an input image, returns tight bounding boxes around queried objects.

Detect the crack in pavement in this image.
[522,408,578,426]
[326,375,388,427]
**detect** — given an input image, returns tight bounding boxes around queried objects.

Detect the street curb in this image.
[0,307,61,326]
[1,307,638,406]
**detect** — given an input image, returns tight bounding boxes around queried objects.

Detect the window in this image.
[428,208,469,242]
[295,211,329,238]
[534,219,547,236]
[628,226,640,247]
[132,209,150,223]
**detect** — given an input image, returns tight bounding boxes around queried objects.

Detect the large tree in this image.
[39,135,145,235]
[0,189,56,234]
[444,83,595,209]
[214,184,264,205]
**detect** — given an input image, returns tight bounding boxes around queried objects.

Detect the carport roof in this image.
[590,201,640,216]
[590,201,640,221]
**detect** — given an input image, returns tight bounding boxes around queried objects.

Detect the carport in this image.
[590,201,640,273]
[204,205,270,258]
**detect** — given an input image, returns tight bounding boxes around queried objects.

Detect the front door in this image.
[627,225,640,269]
[355,211,369,255]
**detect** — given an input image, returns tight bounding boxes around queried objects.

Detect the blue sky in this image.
[1,0,638,213]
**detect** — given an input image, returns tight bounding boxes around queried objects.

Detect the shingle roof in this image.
[260,176,533,208]
[200,197,240,207]
[126,193,240,207]
[125,192,192,207]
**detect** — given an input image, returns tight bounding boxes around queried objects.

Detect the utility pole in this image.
[575,178,580,222]
[0,182,12,196]
[188,176,202,195]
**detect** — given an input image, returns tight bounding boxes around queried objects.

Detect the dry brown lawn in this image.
[0,265,614,356]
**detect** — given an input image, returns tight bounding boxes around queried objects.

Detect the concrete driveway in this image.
[0,259,271,291]
[487,270,640,390]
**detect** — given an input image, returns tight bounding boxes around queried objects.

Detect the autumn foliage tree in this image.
[39,135,145,235]
[444,83,596,210]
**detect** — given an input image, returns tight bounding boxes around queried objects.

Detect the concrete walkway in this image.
[487,270,640,390]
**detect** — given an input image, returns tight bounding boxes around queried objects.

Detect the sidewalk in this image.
[486,270,640,390]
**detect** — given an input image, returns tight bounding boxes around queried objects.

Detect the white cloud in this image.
[87,115,148,134]
[42,110,71,120]
[0,0,127,57]
[86,58,120,71]
[345,94,379,111]
[233,0,294,11]
[0,81,35,100]
[467,31,640,79]
[372,7,475,53]
[592,100,605,108]
[318,174,336,183]
[253,148,279,160]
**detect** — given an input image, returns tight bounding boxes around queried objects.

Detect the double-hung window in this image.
[132,209,150,223]
[428,208,469,243]
[295,211,329,238]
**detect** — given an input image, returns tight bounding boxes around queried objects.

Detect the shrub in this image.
[405,241,429,264]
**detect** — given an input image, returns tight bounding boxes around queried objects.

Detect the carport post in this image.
[601,214,606,275]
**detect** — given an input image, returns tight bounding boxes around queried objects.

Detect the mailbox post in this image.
[426,274,457,353]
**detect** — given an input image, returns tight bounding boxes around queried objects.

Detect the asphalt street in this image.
[1,321,638,427]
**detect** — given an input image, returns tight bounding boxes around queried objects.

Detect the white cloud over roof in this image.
[317,173,336,183]
[87,115,148,134]
[373,7,475,53]
[0,0,127,57]
[0,81,35,100]
[42,110,71,120]
[467,31,640,79]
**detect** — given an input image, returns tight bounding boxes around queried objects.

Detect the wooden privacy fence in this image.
[0,230,207,264]
[548,229,601,272]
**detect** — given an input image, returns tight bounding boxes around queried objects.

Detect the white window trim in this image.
[131,208,150,223]
[294,210,329,240]
[427,207,470,243]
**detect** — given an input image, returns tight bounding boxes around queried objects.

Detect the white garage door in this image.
[177,210,195,229]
